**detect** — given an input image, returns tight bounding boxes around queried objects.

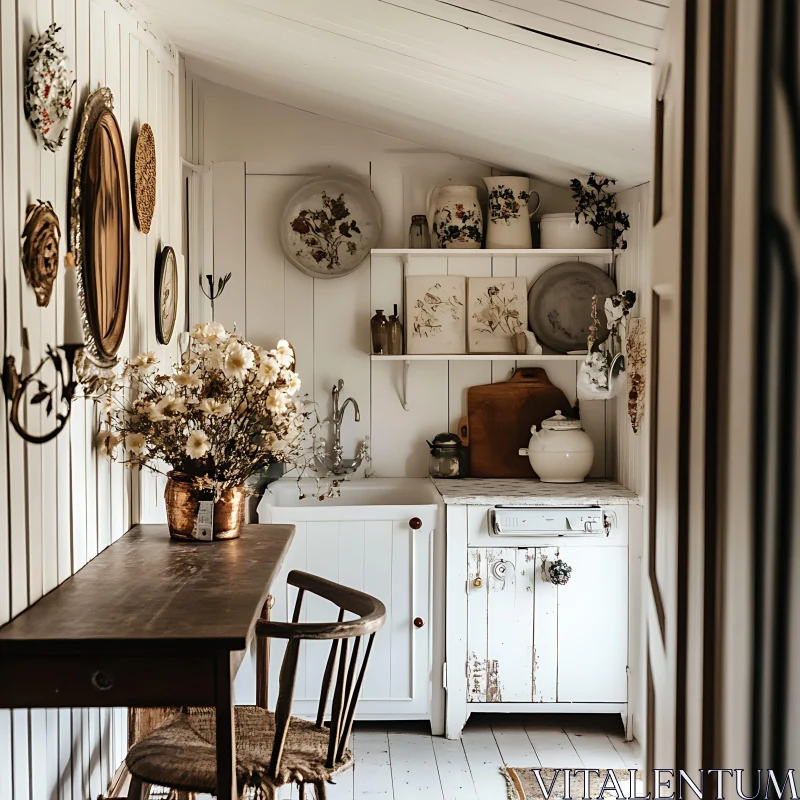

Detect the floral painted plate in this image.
[280,175,382,279]
[24,24,75,152]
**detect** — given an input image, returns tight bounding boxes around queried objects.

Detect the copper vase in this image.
[164,472,246,541]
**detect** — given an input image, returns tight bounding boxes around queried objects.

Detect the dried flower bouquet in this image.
[96,323,310,496]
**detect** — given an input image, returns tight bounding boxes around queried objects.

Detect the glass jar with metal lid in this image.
[427,432,468,478]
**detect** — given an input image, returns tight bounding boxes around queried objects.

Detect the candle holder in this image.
[2,339,82,445]
[200,272,232,308]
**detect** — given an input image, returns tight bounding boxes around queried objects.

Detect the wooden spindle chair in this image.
[124,570,386,799]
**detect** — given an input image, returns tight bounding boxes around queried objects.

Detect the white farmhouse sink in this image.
[260,477,441,511]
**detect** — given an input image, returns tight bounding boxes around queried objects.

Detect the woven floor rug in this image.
[502,768,635,800]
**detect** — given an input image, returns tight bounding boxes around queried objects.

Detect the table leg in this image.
[215,651,237,800]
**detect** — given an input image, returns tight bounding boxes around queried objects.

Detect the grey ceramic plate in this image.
[528,261,617,352]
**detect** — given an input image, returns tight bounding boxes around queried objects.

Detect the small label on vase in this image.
[193,499,214,541]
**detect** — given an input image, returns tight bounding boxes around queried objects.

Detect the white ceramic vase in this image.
[427,185,484,249]
[482,176,540,249]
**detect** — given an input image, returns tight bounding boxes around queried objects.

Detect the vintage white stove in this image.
[434,478,642,740]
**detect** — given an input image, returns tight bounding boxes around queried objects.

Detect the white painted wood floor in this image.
[260,714,641,800]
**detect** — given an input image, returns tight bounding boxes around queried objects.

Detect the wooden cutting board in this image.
[465,368,574,478]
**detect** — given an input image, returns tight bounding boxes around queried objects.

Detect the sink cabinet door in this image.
[554,545,628,702]
[256,512,433,718]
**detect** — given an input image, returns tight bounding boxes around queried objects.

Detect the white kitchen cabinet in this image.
[259,500,435,721]
[466,545,628,706]
[444,491,641,739]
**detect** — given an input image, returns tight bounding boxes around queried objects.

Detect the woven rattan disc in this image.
[133,123,156,234]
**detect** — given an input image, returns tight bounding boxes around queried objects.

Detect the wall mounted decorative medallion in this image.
[155,246,178,345]
[21,200,61,307]
[133,123,156,233]
[69,88,130,386]
[24,24,75,152]
[281,174,382,278]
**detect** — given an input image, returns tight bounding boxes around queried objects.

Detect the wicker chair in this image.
[124,570,386,799]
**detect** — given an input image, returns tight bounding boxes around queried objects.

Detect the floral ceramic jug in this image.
[427,185,484,249]
[483,176,540,249]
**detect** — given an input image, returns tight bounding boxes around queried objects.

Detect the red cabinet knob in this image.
[409,517,422,529]
[414,617,424,628]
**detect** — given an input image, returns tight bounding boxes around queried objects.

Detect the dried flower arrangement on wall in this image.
[626,317,647,433]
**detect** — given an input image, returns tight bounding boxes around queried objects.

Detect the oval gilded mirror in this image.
[70,88,130,370]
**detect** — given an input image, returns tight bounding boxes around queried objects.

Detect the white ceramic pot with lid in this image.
[518,410,594,483]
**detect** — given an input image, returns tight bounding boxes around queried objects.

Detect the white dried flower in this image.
[148,397,170,422]
[191,321,229,344]
[257,357,280,385]
[266,387,288,415]
[223,343,254,381]
[274,340,295,368]
[131,352,157,372]
[206,347,225,371]
[124,432,146,455]
[173,370,200,388]
[284,374,302,396]
[198,398,232,417]
[186,430,211,459]
[95,429,120,456]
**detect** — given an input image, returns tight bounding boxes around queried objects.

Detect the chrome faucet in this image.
[317,379,363,475]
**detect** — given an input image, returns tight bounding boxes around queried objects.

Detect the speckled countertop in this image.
[431,477,640,506]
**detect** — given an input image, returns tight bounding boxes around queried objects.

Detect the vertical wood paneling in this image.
[614,183,651,494]
[212,161,246,331]
[0,1,180,796]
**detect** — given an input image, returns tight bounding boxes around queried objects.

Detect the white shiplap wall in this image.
[613,182,652,496]
[0,1,182,797]
[191,77,626,480]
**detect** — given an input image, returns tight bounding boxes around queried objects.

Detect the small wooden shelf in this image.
[371,248,612,259]
[371,354,585,362]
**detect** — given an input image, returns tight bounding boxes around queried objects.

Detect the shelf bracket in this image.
[401,359,411,411]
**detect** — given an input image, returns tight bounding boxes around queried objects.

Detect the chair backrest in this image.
[255,570,386,779]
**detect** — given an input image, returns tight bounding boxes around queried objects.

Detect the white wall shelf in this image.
[371,354,585,362]
[371,248,612,256]
[372,248,613,263]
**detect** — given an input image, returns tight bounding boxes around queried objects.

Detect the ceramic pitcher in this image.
[482,176,540,249]
[427,185,484,249]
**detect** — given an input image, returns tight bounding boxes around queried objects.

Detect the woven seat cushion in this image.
[125,706,352,796]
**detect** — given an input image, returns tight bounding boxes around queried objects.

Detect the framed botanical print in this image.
[405,275,466,355]
[467,277,528,353]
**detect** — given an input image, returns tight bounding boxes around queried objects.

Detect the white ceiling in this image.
[138,0,667,187]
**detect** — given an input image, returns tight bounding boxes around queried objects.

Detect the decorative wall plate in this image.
[527,261,616,353]
[69,87,130,377]
[21,200,60,307]
[133,123,156,234]
[280,174,382,278]
[155,246,178,345]
[24,24,75,152]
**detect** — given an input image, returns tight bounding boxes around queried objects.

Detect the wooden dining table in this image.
[0,523,295,800]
